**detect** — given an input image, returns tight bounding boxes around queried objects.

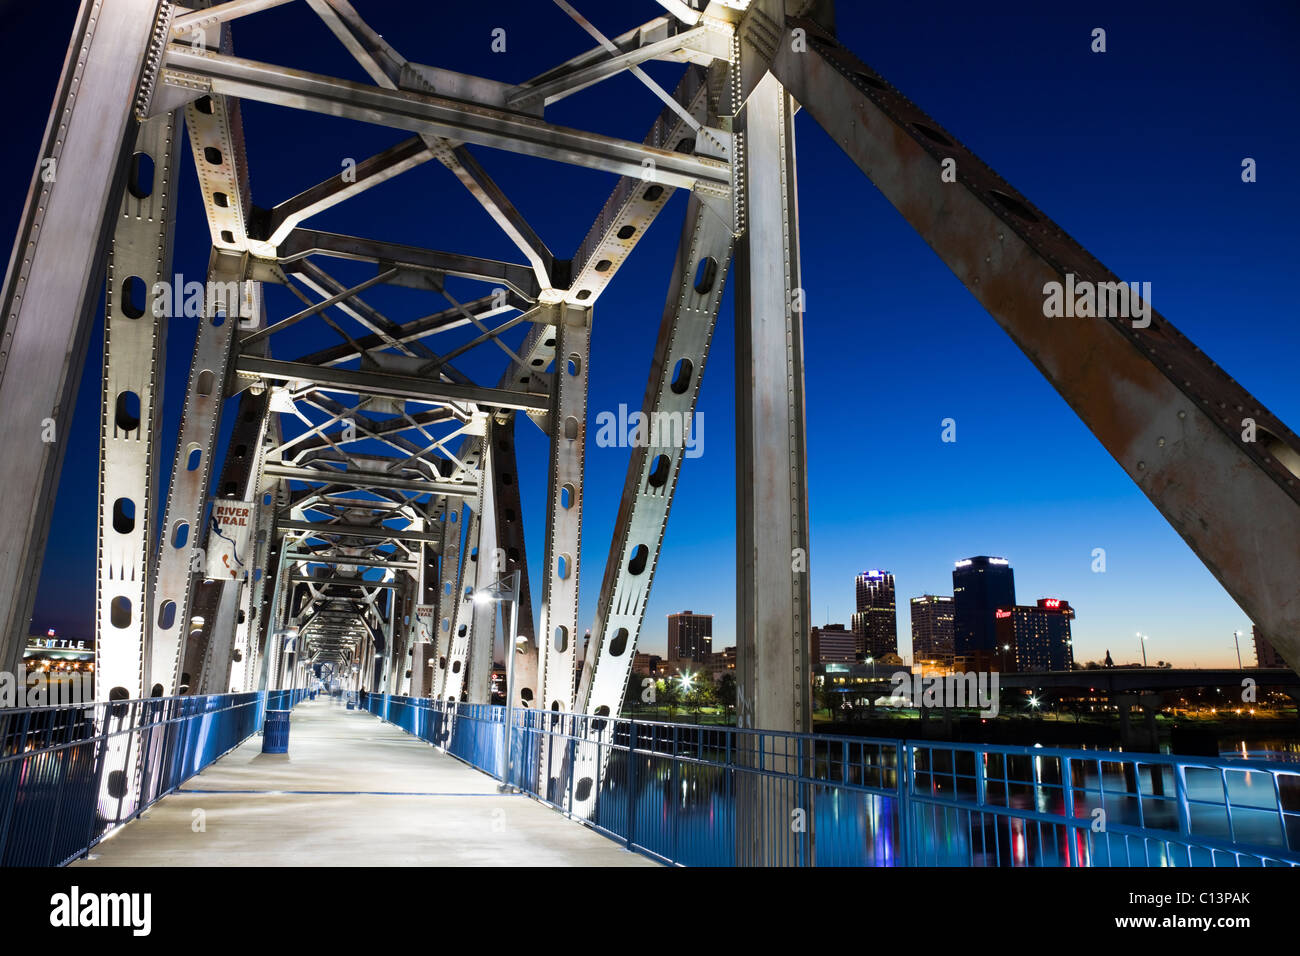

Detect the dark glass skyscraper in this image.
[852,570,897,659]
[952,556,1015,670]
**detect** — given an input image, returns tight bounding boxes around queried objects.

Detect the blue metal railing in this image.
[0,687,307,866]
[361,693,1300,867]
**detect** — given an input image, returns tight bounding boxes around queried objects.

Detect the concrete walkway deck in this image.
[74,697,656,867]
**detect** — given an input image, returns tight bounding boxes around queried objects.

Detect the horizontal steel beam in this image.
[286,551,416,570]
[162,45,731,190]
[278,229,540,301]
[279,518,444,544]
[265,462,471,497]
[238,355,549,411]
[288,575,397,590]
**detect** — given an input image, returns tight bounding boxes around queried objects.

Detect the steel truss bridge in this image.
[0,0,1297,865]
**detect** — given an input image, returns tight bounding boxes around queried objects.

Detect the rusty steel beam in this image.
[772,18,1300,668]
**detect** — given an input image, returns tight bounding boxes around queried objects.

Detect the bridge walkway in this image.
[73,696,654,867]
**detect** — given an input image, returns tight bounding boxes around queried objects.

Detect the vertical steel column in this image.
[536,306,590,714]
[393,574,414,696]
[0,0,171,673]
[466,429,500,704]
[381,587,396,694]
[440,509,480,704]
[491,415,539,708]
[575,195,734,719]
[229,440,278,692]
[198,582,241,694]
[734,72,812,735]
[567,195,733,821]
[431,495,461,697]
[96,111,179,706]
[147,253,238,695]
[184,381,269,687]
[734,72,813,867]
[259,533,291,691]
[440,427,488,704]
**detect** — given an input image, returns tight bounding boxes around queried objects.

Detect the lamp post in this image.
[474,570,521,792]
[1137,632,1148,667]
[1233,630,1244,670]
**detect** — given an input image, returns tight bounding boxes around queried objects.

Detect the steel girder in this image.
[184,386,270,688]
[769,17,1300,670]
[149,252,240,695]
[160,45,731,192]
[306,0,557,290]
[537,308,592,715]
[0,0,173,673]
[236,355,549,412]
[276,230,540,303]
[491,416,539,708]
[438,506,479,704]
[465,430,501,706]
[95,112,179,708]
[198,377,272,695]
[432,496,463,696]
[230,426,280,694]
[733,71,813,737]
[501,61,720,426]
[566,194,735,816]
[276,519,444,546]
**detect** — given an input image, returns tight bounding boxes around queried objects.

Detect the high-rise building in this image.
[811,624,857,665]
[993,598,1076,672]
[667,611,712,664]
[952,556,1016,671]
[852,571,898,659]
[1254,625,1287,669]
[910,595,955,666]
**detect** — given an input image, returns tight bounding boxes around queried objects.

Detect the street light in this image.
[473,570,521,793]
[1136,632,1148,668]
[677,670,697,724]
[1233,630,1244,670]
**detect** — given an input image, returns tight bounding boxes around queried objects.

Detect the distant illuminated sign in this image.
[28,637,90,650]
[995,609,1012,619]
[954,560,972,567]
[988,558,1009,565]
[1043,598,1061,608]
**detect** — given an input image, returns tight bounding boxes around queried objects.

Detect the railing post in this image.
[625,720,637,850]
[81,705,113,860]
[566,724,577,817]
[797,735,809,867]
[897,740,913,867]
[1060,754,1076,867]
[0,710,32,864]
[1175,763,1193,840]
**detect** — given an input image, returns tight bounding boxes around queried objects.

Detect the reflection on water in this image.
[569,739,1300,867]
[1220,739,1300,763]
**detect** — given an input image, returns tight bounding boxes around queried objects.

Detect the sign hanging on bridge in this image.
[206,499,255,580]
[414,604,436,644]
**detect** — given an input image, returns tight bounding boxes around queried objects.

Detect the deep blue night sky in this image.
[2,0,1296,668]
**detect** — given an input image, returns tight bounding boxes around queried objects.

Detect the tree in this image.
[624,671,649,713]
[817,676,840,719]
[656,677,681,715]
[715,672,736,716]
